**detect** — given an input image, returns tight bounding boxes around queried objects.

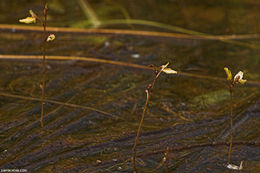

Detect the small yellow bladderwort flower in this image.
[19,10,37,24]
[161,62,177,74]
[46,34,55,42]
[224,67,232,81]
[224,67,247,84]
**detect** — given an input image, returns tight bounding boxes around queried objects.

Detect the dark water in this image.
[0,0,259,172]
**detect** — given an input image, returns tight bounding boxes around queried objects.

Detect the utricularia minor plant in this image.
[132,62,177,172]
[19,3,55,127]
[224,67,246,170]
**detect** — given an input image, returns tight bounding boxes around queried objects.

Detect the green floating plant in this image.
[19,3,56,128]
[224,67,247,167]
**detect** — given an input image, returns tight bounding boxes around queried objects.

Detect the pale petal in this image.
[224,67,232,81]
[19,17,36,24]
[162,68,177,74]
[234,71,246,84]
[226,161,243,170]
[46,34,55,42]
[234,71,243,81]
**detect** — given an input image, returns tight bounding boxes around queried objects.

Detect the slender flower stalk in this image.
[40,3,48,128]
[19,1,55,127]
[228,82,233,163]
[224,67,246,164]
[132,62,177,172]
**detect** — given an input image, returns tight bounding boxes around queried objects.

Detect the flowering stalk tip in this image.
[161,62,177,74]
[224,67,246,85]
[234,71,246,84]
[224,67,232,81]
[46,34,55,42]
[19,10,37,24]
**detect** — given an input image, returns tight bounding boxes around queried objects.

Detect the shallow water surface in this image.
[0,0,259,172]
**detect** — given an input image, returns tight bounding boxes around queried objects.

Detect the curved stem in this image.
[132,90,150,172]
[132,66,165,172]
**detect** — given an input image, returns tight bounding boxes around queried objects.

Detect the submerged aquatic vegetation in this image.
[224,67,247,164]
[132,62,177,172]
[19,2,56,128]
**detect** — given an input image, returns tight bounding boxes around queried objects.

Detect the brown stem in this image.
[228,83,233,163]
[132,90,150,172]
[164,147,170,173]
[40,3,48,128]
[132,65,165,172]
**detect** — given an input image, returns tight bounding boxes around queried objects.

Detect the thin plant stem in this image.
[228,83,233,163]
[164,147,170,173]
[132,66,164,172]
[132,90,150,172]
[41,3,48,128]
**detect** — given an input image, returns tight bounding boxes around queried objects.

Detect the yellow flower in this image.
[234,71,247,84]
[19,10,37,24]
[19,17,36,24]
[224,67,232,81]
[46,34,55,42]
[161,62,177,74]
[29,10,37,19]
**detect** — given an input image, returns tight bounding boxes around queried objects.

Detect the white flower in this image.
[226,161,243,170]
[46,34,55,42]
[234,71,247,84]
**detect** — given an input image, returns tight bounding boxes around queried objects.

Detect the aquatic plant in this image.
[224,67,246,164]
[132,62,177,172]
[19,2,55,127]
